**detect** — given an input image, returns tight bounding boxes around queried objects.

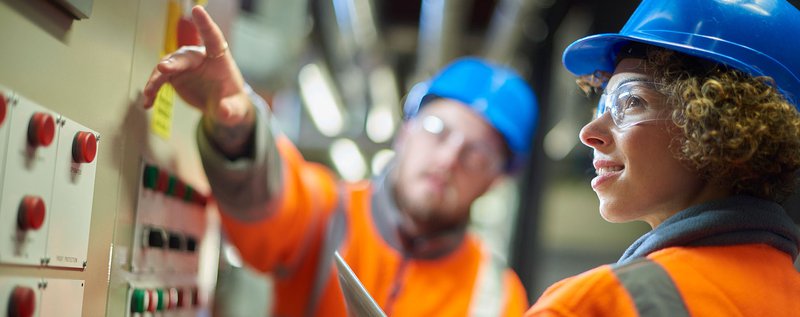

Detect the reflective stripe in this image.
[612,258,690,317]
[469,244,505,317]
[306,187,348,317]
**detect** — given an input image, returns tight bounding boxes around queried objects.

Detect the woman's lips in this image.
[592,160,624,189]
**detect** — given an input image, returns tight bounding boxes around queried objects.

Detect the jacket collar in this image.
[619,195,800,264]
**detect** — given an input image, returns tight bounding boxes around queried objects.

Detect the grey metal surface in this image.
[335,251,386,317]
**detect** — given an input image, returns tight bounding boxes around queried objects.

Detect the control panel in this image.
[124,163,210,316]
[133,164,208,273]
[0,1,230,315]
[0,87,99,268]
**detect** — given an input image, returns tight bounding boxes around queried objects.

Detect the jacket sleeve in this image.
[197,89,339,273]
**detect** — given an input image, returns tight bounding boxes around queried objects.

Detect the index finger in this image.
[191,6,227,56]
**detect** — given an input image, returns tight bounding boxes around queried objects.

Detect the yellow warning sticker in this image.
[151,83,174,140]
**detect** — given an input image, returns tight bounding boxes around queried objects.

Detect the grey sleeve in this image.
[196,86,284,221]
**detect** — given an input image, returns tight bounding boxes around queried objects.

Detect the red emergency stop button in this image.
[8,286,36,317]
[27,112,55,147]
[0,92,8,127]
[18,196,45,231]
[72,131,97,163]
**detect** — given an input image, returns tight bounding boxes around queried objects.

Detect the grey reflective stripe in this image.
[305,187,349,317]
[612,258,690,317]
[468,244,505,317]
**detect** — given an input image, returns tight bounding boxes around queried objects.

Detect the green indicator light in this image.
[157,289,166,311]
[166,176,178,196]
[142,166,158,189]
[131,288,146,313]
[184,186,194,202]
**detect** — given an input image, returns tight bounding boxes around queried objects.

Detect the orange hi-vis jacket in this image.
[199,113,529,316]
[525,196,800,317]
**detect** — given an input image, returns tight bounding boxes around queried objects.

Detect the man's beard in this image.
[394,182,466,235]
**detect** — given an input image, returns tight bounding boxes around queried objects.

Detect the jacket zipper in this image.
[384,256,409,315]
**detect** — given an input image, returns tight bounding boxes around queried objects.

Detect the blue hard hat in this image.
[562,0,800,108]
[404,57,538,172]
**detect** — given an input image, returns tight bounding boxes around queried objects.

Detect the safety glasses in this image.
[413,115,504,173]
[596,80,668,129]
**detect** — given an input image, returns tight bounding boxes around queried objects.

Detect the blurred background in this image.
[220,0,800,311]
[216,0,650,310]
[0,0,798,316]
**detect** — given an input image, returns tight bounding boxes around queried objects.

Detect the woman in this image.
[526,0,800,315]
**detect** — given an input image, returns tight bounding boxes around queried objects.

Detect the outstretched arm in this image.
[143,5,254,158]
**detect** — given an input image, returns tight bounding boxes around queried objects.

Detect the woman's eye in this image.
[621,94,646,112]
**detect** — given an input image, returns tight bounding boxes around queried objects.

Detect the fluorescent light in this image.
[298,63,345,137]
[543,119,579,161]
[366,106,395,143]
[366,66,400,143]
[371,149,396,176]
[330,138,367,181]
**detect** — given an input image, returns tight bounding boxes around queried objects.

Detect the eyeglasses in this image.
[412,115,504,173]
[596,80,668,129]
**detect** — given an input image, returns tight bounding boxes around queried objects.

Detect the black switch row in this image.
[143,226,199,253]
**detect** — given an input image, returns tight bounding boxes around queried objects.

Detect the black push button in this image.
[145,227,166,248]
[168,232,184,251]
[185,236,197,252]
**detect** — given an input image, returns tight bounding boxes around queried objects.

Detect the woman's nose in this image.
[579,114,612,149]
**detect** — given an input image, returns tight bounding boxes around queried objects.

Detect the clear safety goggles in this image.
[412,114,504,173]
[596,80,668,129]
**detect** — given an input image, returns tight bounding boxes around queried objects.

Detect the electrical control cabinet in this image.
[0,86,99,270]
[0,0,233,315]
[0,87,102,271]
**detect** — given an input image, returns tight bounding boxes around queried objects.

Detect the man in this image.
[144,6,538,316]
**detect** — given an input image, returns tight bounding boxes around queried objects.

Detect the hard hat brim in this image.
[562,33,800,106]
[562,32,776,78]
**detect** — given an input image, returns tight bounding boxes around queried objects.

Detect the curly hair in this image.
[635,46,800,201]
